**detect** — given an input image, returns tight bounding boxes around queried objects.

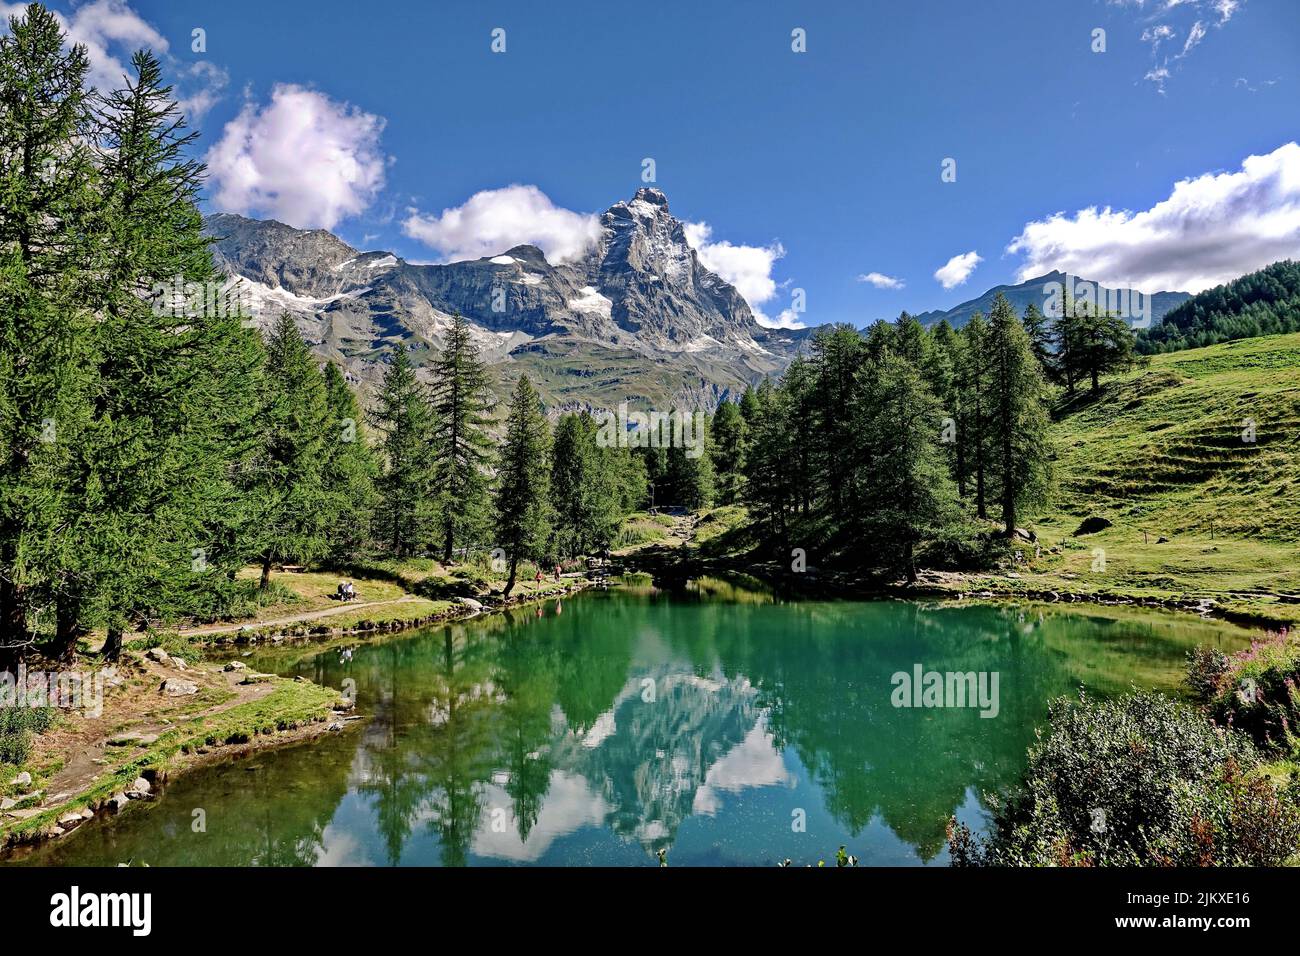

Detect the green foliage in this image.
[494,375,552,596]
[986,293,1053,533]
[0,706,56,766]
[244,314,332,584]
[1201,631,1300,757]
[320,361,379,559]
[549,412,629,557]
[429,312,494,562]
[949,691,1300,867]
[370,345,438,557]
[710,399,747,504]
[1140,260,1300,354]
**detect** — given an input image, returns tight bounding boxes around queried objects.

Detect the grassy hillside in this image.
[1018,333,1300,624]
[1050,333,1300,540]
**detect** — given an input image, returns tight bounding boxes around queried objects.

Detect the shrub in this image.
[949,691,1300,866]
[1202,630,1300,756]
[0,706,57,767]
[1187,645,1231,704]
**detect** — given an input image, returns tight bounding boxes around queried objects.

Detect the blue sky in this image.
[14,0,1300,327]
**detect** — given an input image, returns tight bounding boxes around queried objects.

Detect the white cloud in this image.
[934,251,982,289]
[684,221,801,328]
[1115,0,1249,91]
[857,271,905,290]
[1006,142,1300,294]
[1,0,225,120]
[1180,20,1207,57]
[403,184,600,264]
[206,84,388,230]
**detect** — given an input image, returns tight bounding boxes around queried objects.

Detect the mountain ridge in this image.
[204,189,809,412]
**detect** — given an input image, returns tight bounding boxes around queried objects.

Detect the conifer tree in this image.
[0,5,98,659]
[494,375,552,598]
[430,312,493,562]
[957,313,993,518]
[710,398,747,504]
[1022,302,1053,372]
[857,353,958,582]
[987,293,1053,535]
[246,314,332,588]
[371,345,437,558]
[549,412,623,557]
[321,361,379,559]
[81,49,263,658]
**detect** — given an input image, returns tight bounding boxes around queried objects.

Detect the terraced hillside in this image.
[1013,333,1300,624]
[1053,333,1300,541]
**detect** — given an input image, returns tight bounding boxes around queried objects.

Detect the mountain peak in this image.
[631,186,669,209]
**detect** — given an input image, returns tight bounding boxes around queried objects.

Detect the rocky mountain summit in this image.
[205,188,809,411]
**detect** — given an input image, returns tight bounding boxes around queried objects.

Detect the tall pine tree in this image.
[245,314,331,588]
[494,375,551,598]
[371,345,437,558]
[430,312,493,562]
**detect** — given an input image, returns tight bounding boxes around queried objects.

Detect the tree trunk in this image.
[1091,365,1100,395]
[54,598,84,661]
[503,554,518,601]
[443,524,454,565]
[904,540,917,584]
[260,555,273,590]
[975,453,987,519]
[102,627,123,662]
[0,576,30,672]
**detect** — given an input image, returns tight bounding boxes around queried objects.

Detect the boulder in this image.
[1012,527,1037,542]
[0,797,16,811]
[145,647,172,664]
[171,657,188,670]
[160,677,199,697]
[223,661,247,672]
[12,771,32,788]
[58,812,83,827]
[107,793,130,812]
[1073,516,1113,536]
[457,597,485,612]
[239,672,274,685]
[129,777,151,795]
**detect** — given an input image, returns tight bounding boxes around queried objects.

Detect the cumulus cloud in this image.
[857,271,905,290]
[1,0,225,119]
[206,84,388,230]
[403,185,600,264]
[684,221,801,328]
[1006,142,1300,294]
[934,251,982,290]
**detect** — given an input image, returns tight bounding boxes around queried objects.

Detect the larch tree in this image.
[986,293,1053,536]
[430,312,493,563]
[245,314,332,589]
[321,361,379,560]
[493,375,552,599]
[370,345,437,558]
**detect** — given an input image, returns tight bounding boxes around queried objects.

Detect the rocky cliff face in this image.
[204,189,808,411]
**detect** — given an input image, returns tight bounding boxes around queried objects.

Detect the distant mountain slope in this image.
[204,189,810,412]
[1137,260,1300,354]
[916,271,1190,330]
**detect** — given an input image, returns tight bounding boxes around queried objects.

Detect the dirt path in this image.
[28,658,281,808]
[178,595,423,636]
